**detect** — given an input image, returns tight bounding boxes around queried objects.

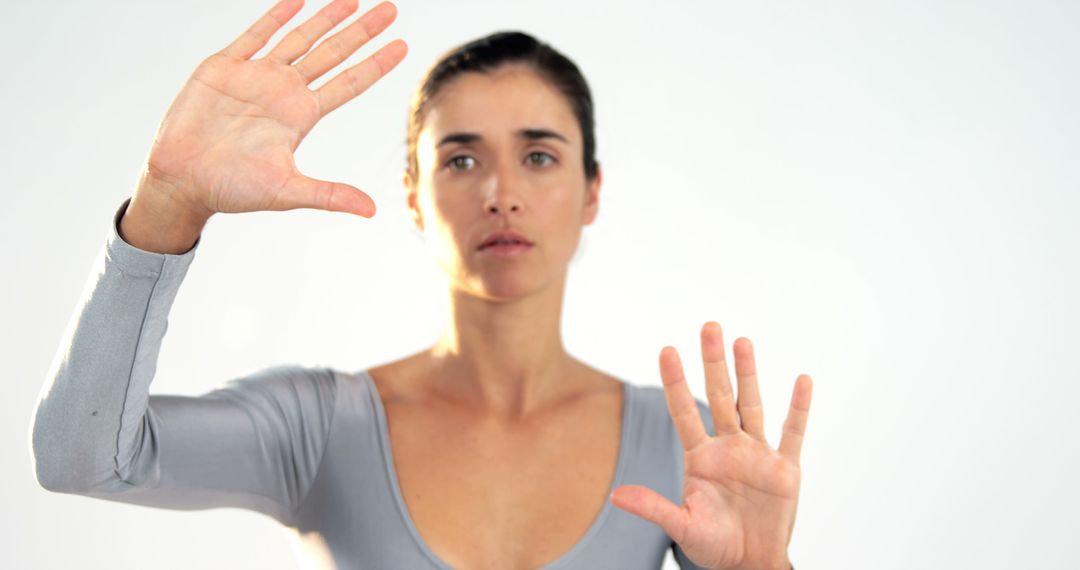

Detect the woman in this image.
[30,0,812,568]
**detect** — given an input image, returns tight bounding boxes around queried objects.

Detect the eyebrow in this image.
[436,128,569,147]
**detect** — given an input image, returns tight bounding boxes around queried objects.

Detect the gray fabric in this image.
[30,197,726,569]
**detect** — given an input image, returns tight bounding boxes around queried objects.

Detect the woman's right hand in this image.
[132,0,407,233]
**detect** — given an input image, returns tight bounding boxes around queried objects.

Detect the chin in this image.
[451,272,547,302]
[475,280,542,302]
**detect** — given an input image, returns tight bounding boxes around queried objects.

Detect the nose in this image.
[483,163,524,215]
[487,200,520,214]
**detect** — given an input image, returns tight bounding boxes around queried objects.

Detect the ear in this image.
[582,162,602,226]
[404,170,424,232]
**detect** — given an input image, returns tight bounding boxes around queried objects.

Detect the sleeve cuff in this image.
[105,196,200,279]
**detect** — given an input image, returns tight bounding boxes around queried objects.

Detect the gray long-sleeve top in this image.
[30,197,725,570]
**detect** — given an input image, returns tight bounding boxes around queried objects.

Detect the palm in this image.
[166,57,319,214]
[676,431,800,568]
[143,0,408,219]
[611,322,812,570]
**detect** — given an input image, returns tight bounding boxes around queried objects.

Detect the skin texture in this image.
[402,64,813,569]
[116,0,813,567]
[370,62,628,569]
[120,0,408,254]
[409,64,600,305]
[393,62,613,420]
[610,326,812,570]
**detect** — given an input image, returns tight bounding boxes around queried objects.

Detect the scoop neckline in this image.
[361,370,635,570]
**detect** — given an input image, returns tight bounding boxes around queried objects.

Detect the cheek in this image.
[537,187,587,248]
[427,190,479,252]
[537,180,588,219]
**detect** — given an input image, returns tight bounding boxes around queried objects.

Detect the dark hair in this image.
[406,31,599,184]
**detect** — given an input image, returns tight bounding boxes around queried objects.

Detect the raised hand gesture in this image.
[611,322,812,570]
[134,0,406,229]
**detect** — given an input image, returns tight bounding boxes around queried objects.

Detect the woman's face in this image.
[408,64,601,301]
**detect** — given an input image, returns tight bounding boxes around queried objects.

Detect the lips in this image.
[478,230,534,250]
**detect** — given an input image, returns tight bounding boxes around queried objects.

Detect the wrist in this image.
[121,177,211,255]
[716,558,792,570]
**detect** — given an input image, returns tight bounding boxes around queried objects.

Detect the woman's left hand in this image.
[610,322,812,570]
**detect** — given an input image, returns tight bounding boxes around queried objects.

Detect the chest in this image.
[383,396,624,570]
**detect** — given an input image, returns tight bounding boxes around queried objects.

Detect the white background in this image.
[4,0,1078,568]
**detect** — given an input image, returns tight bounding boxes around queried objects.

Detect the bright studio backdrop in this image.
[3,0,1077,568]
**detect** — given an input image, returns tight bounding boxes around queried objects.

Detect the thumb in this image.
[610,484,689,542]
[278,172,376,218]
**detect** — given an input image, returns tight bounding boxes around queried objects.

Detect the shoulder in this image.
[216,363,337,393]
[209,364,340,422]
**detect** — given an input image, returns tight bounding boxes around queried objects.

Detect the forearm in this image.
[31,198,198,491]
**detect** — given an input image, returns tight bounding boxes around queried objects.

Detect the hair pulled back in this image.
[406,31,598,183]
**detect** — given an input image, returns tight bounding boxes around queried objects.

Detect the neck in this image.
[426,271,578,419]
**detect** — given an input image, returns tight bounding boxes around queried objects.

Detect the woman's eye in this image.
[447,156,476,171]
[526,152,555,167]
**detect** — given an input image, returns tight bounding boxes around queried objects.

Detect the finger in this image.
[275,171,377,217]
[659,346,710,452]
[294,1,399,84]
[221,0,305,60]
[266,0,359,65]
[610,485,690,543]
[732,336,767,442]
[779,374,813,465]
[700,322,740,436]
[315,39,408,116]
